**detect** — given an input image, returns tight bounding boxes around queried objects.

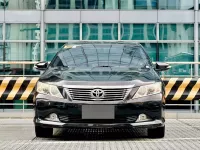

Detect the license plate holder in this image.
[82,105,115,119]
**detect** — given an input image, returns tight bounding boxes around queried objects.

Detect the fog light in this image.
[136,114,150,122]
[45,113,59,122]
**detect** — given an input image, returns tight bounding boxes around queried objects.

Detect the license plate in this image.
[82,105,115,119]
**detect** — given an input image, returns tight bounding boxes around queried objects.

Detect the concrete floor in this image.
[0,119,200,149]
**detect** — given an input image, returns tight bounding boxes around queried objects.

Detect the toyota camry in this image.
[34,42,169,138]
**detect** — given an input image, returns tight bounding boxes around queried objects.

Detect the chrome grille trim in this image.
[67,88,131,101]
[63,85,134,89]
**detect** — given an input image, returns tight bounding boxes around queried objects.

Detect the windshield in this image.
[50,44,151,71]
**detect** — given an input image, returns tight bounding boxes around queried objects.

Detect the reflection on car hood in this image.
[39,68,160,87]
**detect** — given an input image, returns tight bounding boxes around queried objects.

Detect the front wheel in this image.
[35,126,53,138]
[148,126,165,138]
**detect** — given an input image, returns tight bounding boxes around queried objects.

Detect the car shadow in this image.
[36,127,148,141]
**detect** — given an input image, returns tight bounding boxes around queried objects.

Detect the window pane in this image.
[45,43,66,61]
[198,24,200,40]
[0,64,40,75]
[141,43,157,62]
[120,0,157,10]
[6,24,40,40]
[83,0,118,9]
[0,24,2,40]
[5,0,40,9]
[0,2,4,9]
[5,43,40,61]
[159,43,194,62]
[0,43,5,76]
[0,42,3,62]
[121,24,156,40]
[163,64,193,77]
[83,24,118,40]
[159,0,194,10]
[159,43,194,76]
[46,0,82,9]
[159,24,194,40]
[0,65,3,75]
[46,24,80,40]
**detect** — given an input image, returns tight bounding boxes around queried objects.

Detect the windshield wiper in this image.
[52,66,69,71]
[98,65,111,67]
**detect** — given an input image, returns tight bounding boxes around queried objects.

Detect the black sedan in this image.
[34,42,170,138]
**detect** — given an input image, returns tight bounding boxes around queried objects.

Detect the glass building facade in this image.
[0,0,199,78]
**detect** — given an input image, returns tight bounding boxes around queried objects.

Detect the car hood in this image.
[39,68,160,87]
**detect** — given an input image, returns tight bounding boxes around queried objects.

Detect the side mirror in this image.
[155,62,171,71]
[34,62,48,71]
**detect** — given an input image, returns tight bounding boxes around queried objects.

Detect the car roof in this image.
[62,41,140,47]
[59,42,142,53]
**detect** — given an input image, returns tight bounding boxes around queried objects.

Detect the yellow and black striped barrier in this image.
[0,77,39,101]
[163,78,200,101]
[0,77,200,101]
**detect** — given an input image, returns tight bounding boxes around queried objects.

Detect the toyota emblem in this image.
[91,89,105,99]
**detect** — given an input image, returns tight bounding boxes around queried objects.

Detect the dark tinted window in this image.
[50,44,150,70]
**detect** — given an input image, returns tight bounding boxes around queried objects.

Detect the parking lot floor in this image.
[0,119,200,150]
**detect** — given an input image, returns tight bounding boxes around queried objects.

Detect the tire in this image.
[148,126,165,138]
[35,126,53,138]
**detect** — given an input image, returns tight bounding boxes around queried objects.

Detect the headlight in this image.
[36,82,63,98]
[132,82,162,99]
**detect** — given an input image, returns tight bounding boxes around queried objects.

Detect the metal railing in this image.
[0,61,199,77]
[0,103,33,113]
[159,62,200,78]
[1,103,200,118]
[0,61,200,114]
[0,61,40,77]
[0,61,39,64]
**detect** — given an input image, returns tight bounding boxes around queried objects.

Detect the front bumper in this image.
[34,93,165,128]
[35,118,164,128]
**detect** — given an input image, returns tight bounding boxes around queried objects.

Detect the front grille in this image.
[58,115,137,123]
[67,88,130,101]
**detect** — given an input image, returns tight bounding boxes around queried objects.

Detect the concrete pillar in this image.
[118,23,120,41]
[40,0,45,61]
[80,23,82,41]
[194,0,199,77]
[98,24,102,40]
[194,100,199,113]
[193,0,199,113]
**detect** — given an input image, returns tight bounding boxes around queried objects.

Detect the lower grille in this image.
[67,88,130,101]
[59,115,69,122]
[58,115,137,123]
[58,115,81,122]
